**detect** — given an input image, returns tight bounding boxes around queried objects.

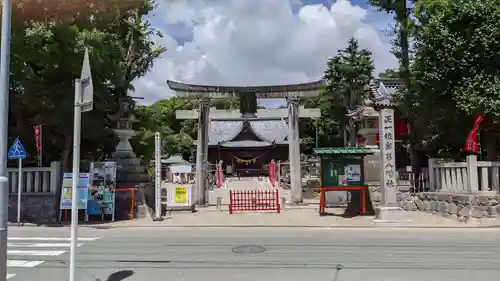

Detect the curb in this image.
[8,221,500,229]
[7,223,64,228]
[82,223,500,229]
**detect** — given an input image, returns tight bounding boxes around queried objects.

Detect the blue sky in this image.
[149,0,394,49]
[136,0,398,107]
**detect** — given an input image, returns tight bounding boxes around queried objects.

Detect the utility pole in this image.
[69,49,93,281]
[0,0,13,280]
[378,0,417,186]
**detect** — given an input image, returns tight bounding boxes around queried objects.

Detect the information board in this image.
[88,162,117,220]
[60,173,90,210]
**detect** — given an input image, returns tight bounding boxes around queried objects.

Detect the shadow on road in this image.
[105,270,134,281]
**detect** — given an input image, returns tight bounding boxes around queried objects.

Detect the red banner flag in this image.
[464,115,484,153]
[33,125,42,153]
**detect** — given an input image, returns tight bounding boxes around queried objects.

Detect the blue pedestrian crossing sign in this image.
[8,138,27,160]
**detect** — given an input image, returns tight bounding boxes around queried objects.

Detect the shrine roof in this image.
[167,80,325,99]
[218,140,276,148]
[347,78,405,118]
[369,78,405,106]
[208,120,288,146]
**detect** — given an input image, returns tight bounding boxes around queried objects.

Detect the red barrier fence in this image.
[229,189,280,214]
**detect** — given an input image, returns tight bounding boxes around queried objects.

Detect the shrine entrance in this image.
[168,80,324,204]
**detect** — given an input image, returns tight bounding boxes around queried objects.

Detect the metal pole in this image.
[69,78,82,281]
[0,0,12,279]
[16,159,21,224]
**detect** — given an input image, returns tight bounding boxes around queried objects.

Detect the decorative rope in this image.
[233,156,260,165]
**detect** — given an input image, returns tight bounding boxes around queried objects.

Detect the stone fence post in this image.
[466,155,479,192]
[49,161,61,194]
[428,158,438,191]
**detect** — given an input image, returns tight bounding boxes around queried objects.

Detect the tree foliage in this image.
[379,68,400,79]
[412,0,500,159]
[322,37,374,146]
[9,0,164,169]
[134,97,239,162]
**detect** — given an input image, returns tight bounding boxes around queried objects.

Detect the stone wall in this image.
[8,193,58,225]
[369,182,500,222]
[367,182,415,210]
[408,192,500,220]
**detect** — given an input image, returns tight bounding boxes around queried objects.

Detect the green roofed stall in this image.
[313,147,375,216]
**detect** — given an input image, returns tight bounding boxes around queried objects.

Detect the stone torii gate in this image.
[167,80,324,204]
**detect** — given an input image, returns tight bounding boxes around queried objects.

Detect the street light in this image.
[0,0,12,280]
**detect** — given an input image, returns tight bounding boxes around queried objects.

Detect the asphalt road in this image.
[6,226,500,281]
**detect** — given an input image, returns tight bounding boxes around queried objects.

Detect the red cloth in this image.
[464,115,484,153]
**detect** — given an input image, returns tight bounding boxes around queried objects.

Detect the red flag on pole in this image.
[33,125,41,153]
[464,115,484,153]
[34,125,43,167]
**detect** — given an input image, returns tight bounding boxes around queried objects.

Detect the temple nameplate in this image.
[176,92,239,99]
[176,108,320,119]
[255,91,319,99]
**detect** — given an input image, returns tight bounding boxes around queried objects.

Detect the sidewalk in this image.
[92,206,500,229]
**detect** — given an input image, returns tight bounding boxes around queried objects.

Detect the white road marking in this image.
[8,237,99,241]
[5,236,100,277]
[7,250,66,256]
[7,260,44,267]
[8,243,82,248]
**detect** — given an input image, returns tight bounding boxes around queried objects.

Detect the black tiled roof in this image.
[209,120,288,145]
[347,78,405,117]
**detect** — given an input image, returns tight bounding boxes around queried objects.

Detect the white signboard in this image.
[80,48,93,112]
[345,164,361,182]
[379,108,397,204]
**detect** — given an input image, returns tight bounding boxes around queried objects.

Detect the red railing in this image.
[229,189,280,214]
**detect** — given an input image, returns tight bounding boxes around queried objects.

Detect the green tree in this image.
[134,97,240,162]
[412,0,500,159]
[134,97,196,163]
[322,37,374,146]
[9,0,164,169]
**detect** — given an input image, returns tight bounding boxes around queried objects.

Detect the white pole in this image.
[154,132,162,221]
[16,158,21,224]
[69,78,82,281]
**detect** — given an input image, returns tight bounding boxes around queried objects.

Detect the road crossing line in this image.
[6,236,100,279]
[8,237,99,241]
[7,242,82,248]
[7,250,66,256]
[7,260,44,267]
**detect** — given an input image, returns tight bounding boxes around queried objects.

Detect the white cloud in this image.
[133,0,398,105]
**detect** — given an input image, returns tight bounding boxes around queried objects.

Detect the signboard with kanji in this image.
[379,108,397,205]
